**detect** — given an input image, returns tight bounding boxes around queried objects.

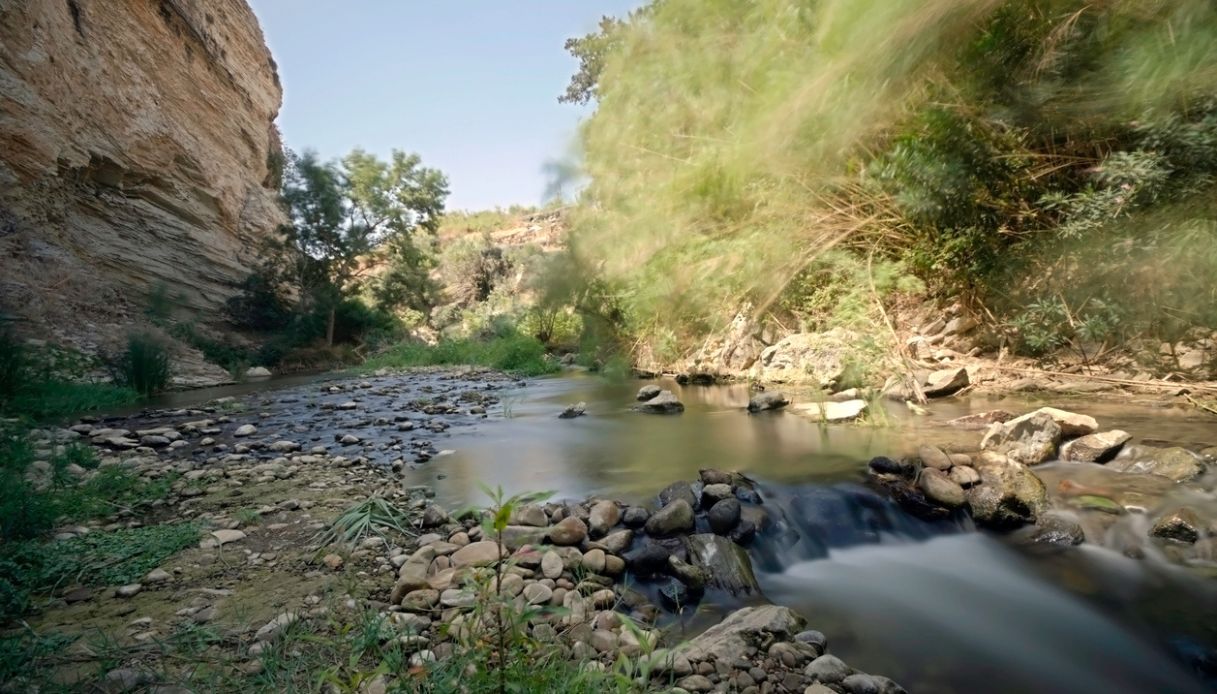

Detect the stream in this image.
[126,370,1217,693]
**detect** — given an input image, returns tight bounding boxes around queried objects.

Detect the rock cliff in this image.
[0,0,285,348]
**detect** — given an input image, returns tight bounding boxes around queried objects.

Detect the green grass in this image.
[0,523,199,623]
[1,331,139,423]
[362,333,559,377]
[0,432,177,536]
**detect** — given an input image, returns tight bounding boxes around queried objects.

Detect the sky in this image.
[248,1,641,211]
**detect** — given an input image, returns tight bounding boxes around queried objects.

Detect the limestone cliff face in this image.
[0,0,285,336]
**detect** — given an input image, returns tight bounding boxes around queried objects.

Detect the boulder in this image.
[523,582,553,605]
[682,605,805,662]
[747,391,790,412]
[699,468,734,486]
[245,366,272,378]
[668,555,710,590]
[752,329,857,387]
[793,399,868,422]
[1150,507,1201,543]
[511,505,549,528]
[645,499,695,537]
[499,526,549,551]
[966,453,1047,528]
[1027,512,1085,546]
[1108,447,1204,482]
[624,543,671,577]
[210,529,246,546]
[1006,407,1098,438]
[548,517,588,546]
[597,529,633,554]
[981,412,1062,465]
[701,483,734,505]
[588,500,621,537]
[868,456,914,477]
[707,498,742,534]
[659,481,699,509]
[233,424,257,437]
[947,465,981,488]
[918,445,953,471]
[806,655,851,684]
[1061,430,1131,463]
[685,534,760,595]
[918,468,965,507]
[541,551,564,579]
[622,506,650,527]
[636,385,662,401]
[946,410,1014,431]
[633,390,685,414]
[923,368,969,397]
[450,541,504,568]
[558,402,587,419]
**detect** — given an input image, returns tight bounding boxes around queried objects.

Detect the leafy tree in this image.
[558,15,630,105]
[278,148,449,345]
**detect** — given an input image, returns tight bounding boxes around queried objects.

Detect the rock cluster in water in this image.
[867,404,1216,563]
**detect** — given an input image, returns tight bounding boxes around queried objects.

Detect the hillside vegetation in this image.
[559,0,1217,372]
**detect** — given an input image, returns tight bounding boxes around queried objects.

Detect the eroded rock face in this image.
[0,1,285,331]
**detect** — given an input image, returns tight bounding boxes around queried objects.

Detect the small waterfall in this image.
[747,480,974,572]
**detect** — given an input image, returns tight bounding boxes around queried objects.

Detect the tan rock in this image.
[450,541,504,568]
[0,0,286,354]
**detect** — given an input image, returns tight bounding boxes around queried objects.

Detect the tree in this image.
[279,148,449,345]
[558,15,628,105]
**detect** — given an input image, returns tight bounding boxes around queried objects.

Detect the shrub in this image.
[0,331,24,404]
[225,272,293,331]
[363,331,557,377]
[0,331,138,422]
[109,333,171,396]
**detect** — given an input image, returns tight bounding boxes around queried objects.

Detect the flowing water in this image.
[130,371,1217,693]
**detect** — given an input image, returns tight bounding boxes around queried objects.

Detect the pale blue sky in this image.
[248,2,640,211]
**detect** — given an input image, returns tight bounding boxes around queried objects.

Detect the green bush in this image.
[0,331,138,422]
[225,272,293,331]
[363,331,557,377]
[109,333,171,396]
[0,332,24,403]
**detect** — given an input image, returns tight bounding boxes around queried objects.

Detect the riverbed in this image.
[102,368,1217,693]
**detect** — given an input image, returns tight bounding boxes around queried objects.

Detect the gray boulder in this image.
[685,534,759,595]
[636,385,662,401]
[1108,447,1205,482]
[966,452,1048,528]
[645,499,695,537]
[747,391,790,412]
[558,402,587,419]
[919,468,965,507]
[981,412,1062,465]
[681,605,805,662]
[634,390,685,414]
[707,498,742,534]
[1061,430,1131,463]
[923,367,969,397]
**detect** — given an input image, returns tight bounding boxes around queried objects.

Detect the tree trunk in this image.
[326,307,336,347]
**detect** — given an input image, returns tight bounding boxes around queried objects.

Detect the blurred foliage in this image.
[563,0,1217,362]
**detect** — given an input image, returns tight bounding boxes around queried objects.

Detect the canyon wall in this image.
[0,0,285,355]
